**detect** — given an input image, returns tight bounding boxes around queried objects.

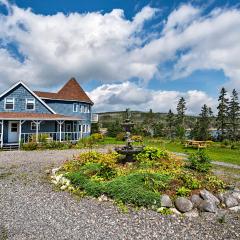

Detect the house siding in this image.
[44,99,91,118]
[0,85,52,114]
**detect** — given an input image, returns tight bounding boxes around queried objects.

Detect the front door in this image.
[8,121,19,143]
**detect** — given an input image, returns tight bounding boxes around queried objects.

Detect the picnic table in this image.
[184,140,207,149]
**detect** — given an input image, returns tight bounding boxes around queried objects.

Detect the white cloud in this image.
[88,81,215,114]
[0,1,239,112]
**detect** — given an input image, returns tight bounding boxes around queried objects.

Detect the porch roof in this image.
[0,112,82,121]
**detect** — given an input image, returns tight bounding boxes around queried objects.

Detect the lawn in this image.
[145,139,240,166]
[97,137,240,166]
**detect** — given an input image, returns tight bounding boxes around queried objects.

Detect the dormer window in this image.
[73,103,78,112]
[26,98,35,110]
[5,98,14,110]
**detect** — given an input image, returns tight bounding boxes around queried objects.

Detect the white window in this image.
[80,105,84,113]
[31,122,40,131]
[73,103,78,112]
[26,98,35,110]
[4,98,14,110]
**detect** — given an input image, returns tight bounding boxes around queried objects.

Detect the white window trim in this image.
[26,98,35,111]
[80,105,84,113]
[73,103,78,112]
[4,97,15,110]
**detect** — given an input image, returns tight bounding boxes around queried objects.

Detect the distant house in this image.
[0,78,98,148]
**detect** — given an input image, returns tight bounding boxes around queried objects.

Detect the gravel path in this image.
[0,150,240,240]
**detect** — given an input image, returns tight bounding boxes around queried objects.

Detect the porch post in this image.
[0,120,3,148]
[57,121,64,142]
[19,120,26,148]
[33,121,41,143]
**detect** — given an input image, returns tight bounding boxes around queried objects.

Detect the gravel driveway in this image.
[0,150,239,240]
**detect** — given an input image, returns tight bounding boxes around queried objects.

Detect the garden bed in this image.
[51,147,240,215]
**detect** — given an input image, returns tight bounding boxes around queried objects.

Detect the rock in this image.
[60,185,68,190]
[190,194,203,207]
[183,209,199,218]
[232,192,240,203]
[229,206,240,213]
[98,195,108,202]
[200,189,220,205]
[198,200,218,213]
[233,187,240,192]
[224,195,239,208]
[175,197,193,213]
[45,169,51,174]
[160,195,173,208]
[216,192,225,203]
[170,208,181,215]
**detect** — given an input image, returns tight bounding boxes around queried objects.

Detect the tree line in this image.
[97,88,240,142]
[167,88,240,141]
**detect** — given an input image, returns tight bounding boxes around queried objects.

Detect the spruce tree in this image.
[198,104,213,141]
[216,87,228,141]
[228,89,240,140]
[166,109,174,138]
[176,97,187,139]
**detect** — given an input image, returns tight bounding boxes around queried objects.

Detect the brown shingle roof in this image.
[34,78,93,104]
[0,112,81,120]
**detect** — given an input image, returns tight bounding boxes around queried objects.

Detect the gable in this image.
[0,83,55,114]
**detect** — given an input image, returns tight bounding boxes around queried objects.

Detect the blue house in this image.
[0,78,97,148]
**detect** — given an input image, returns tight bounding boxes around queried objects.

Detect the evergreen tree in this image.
[176,97,187,139]
[216,88,229,141]
[166,109,175,138]
[228,89,240,140]
[198,104,213,141]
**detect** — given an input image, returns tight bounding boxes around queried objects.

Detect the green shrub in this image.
[22,142,38,151]
[116,132,125,141]
[136,146,170,162]
[179,173,201,190]
[104,173,165,207]
[188,150,212,173]
[67,171,171,208]
[176,186,191,196]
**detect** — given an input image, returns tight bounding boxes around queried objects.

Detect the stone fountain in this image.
[115,109,144,163]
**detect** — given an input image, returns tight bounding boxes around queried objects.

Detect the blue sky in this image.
[0,0,239,113]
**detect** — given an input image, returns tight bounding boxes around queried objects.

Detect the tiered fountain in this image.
[115,109,144,163]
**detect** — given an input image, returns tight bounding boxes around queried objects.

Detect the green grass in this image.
[144,139,240,166]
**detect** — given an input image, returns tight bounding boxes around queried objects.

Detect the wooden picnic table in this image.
[185,140,207,149]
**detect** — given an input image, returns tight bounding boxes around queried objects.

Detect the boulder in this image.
[190,194,203,207]
[224,195,239,208]
[229,206,240,213]
[175,197,193,213]
[170,208,181,216]
[183,209,199,218]
[160,195,173,208]
[232,192,240,203]
[198,200,218,213]
[200,189,220,205]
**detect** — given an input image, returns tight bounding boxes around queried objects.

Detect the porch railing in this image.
[21,132,83,144]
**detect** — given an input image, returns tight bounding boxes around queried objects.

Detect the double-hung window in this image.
[4,98,14,110]
[26,98,35,110]
[73,103,78,112]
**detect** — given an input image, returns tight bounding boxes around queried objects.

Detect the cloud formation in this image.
[88,81,215,114]
[0,1,239,113]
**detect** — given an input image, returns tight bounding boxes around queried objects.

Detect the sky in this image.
[0,0,239,114]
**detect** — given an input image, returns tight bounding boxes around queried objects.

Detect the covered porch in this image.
[0,113,90,148]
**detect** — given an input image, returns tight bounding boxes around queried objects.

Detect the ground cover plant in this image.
[56,147,226,210]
